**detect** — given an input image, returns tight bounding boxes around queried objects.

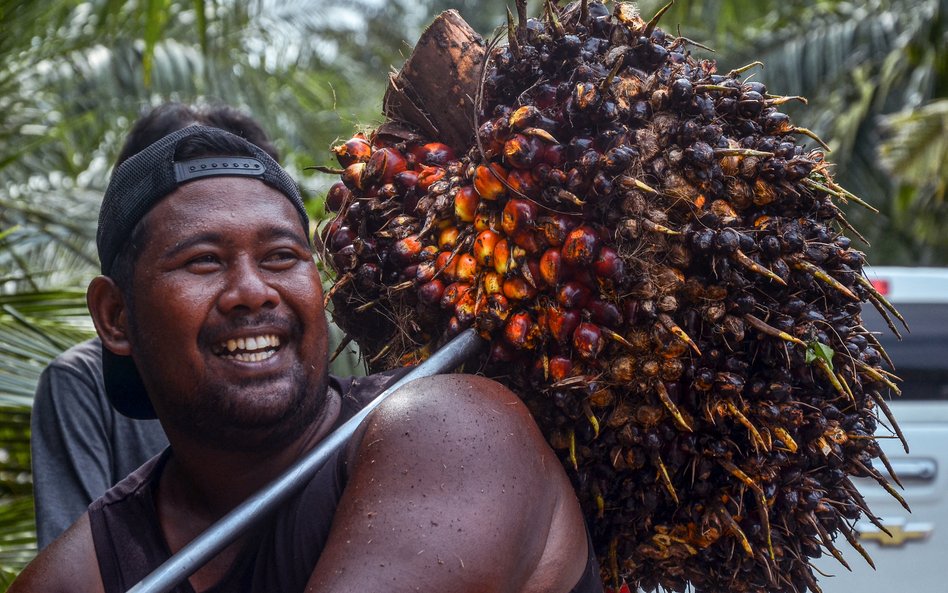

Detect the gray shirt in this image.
[30,337,167,549]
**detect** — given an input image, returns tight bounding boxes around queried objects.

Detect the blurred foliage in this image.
[0,0,945,585]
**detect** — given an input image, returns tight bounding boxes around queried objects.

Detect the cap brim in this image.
[101,345,157,419]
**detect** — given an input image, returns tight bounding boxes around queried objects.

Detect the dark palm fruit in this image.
[325,5,901,593]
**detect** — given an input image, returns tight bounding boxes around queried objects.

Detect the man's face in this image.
[124,177,328,450]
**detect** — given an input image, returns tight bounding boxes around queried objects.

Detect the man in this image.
[29,103,286,549]
[11,126,600,592]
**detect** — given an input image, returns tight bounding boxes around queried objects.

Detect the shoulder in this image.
[319,373,589,592]
[8,513,104,593]
[45,338,103,376]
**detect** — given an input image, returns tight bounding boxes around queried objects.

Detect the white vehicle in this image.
[815,267,948,592]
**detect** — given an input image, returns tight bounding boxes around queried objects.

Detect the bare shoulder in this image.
[9,513,104,593]
[307,373,588,593]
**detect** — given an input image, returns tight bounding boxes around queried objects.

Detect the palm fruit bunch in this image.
[320,2,907,592]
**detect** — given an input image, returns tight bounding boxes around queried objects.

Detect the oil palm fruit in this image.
[321,3,905,592]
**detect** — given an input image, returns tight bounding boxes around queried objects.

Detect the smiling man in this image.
[10,126,602,593]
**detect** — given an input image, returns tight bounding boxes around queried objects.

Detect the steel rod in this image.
[127,328,484,593]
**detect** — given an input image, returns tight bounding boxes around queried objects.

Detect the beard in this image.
[163,355,331,455]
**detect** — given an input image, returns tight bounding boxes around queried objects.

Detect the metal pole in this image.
[127,328,484,593]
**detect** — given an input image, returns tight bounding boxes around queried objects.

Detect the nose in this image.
[217,258,281,314]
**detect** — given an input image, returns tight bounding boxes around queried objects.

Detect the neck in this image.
[157,387,341,530]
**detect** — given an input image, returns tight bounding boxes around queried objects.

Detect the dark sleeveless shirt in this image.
[88,372,603,593]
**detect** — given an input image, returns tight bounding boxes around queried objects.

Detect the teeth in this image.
[217,334,281,358]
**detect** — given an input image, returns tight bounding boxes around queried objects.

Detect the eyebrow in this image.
[161,226,310,260]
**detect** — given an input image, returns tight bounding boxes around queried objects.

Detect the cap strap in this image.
[174,157,266,182]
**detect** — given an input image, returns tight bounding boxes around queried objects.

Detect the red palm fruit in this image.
[542,143,566,167]
[474,163,507,200]
[364,147,408,185]
[482,270,503,294]
[547,307,581,344]
[325,181,350,213]
[539,248,562,287]
[588,299,623,328]
[493,239,515,275]
[561,225,600,267]
[410,142,456,166]
[445,315,466,338]
[391,235,423,265]
[454,253,478,283]
[440,282,471,309]
[420,245,439,261]
[439,226,460,250]
[501,198,538,235]
[333,136,372,167]
[393,170,419,191]
[549,356,574,382]
[401,264,418,281]
[435,250,456,277]
[474,230,501,266]
[504,311,539,349]
[504,134,543,169]
[417,165,446,191]
[539,214,576,246]
[341,162,365,191]
[454,289,477,324]
[454,185,480,223]
[329,226,356,252]
[573,322,604,360]
[415,261,436,283]
[593,246,625,282]
[354,262,381,289]
[332,244,358,272]
[488,340,516,363]
[557,281,592,309]
[511,229,543,252]
[417,279,445,305]
[523,259,542,289]
[507,168,540,198]
[477,293,511,332]
[508,105,540,129]
[503,277,537,301]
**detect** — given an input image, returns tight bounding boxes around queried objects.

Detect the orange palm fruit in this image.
[549,356,574,382]
[438,226,460,250]
[454,185,480,222]
[503,277,537,301]
[474,163,508,200]
[391,235,423,265]
[493,239,516,275]
[410,142,456,166]
[507,168,540,198]
[454,253,479,283]
[474,230,501,267]
[417,165,446,191]
[482,270,503,294]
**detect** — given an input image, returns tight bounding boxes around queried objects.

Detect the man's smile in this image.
[211,333,282,362]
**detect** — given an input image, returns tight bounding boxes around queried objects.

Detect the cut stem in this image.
[733,250,788,285]
[743,313,805,346]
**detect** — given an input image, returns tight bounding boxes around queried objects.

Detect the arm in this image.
[307,374,588,593]
[31,343,115,549]
[31,339,167,549]
[8,513,104,593]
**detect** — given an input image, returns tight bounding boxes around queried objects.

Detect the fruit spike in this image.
[323,3,904,591]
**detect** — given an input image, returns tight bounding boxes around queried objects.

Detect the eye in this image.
[263,249,302,270]
[185,254,222,272]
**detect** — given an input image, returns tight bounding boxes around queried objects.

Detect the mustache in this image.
[198,311,299,345]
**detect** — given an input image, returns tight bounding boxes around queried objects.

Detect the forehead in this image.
[140,177,308,241]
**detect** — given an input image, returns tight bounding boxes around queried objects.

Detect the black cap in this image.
[97,125,310,419]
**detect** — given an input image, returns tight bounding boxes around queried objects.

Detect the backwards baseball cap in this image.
[97,125,311,419]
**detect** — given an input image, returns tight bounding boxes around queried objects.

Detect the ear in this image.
[87,276,132,356]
